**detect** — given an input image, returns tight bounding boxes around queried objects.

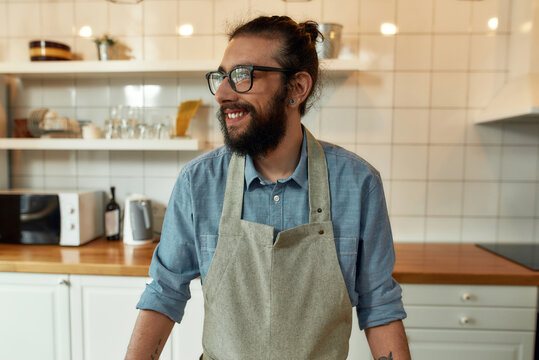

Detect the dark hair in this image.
[228,16,322,116]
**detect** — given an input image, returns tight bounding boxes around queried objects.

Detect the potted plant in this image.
[94,34,116,61]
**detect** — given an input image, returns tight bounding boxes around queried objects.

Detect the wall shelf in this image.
[0,58,361,78]
[0,138,204,151]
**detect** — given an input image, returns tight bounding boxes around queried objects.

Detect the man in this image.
[126,16,410,360]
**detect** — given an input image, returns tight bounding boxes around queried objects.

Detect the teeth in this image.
[228,112,245,119]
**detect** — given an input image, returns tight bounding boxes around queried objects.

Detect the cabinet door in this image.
[0,272,71,360]
[407,329,535,360]
[70,275,172,360]
[170,279,204,359]
[348,308,372,359]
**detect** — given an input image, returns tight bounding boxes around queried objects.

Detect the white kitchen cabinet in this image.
[69,274,173,360]
[402,284,538,360]
[0,272,204,360]
[170,279,204,359]
[3,272,536,359]
[0,272,71,360]
[407,329,535,360]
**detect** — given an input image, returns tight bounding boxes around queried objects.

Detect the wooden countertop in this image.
[1,239,538,285]
[0,238,155,277]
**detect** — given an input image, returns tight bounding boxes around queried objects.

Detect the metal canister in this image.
[316,23,343,59]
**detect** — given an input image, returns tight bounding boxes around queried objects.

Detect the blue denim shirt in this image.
[137,132,406,330]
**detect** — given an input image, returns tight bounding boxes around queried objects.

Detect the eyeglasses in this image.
[205,65,298,95]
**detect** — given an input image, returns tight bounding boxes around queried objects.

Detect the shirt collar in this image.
[245,128,309,190]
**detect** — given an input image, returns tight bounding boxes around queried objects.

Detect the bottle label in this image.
[105,209,120,236]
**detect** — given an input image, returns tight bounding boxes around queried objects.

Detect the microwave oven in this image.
[0,190,105,246]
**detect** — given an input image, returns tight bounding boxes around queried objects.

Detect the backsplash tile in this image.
[3,0,538,245]
[395,35,431,71]
[426,181,463,216]
[359,0,395,34]
[428,145,464,180]
[391,145,428,180]
[392,109,429,144]
[471,0,511,33]
[433,0,471,33]
[425,217,461,243]
[393,72,430,108]
[179,0,215,36]
[41,2,74,38]
[74,1,108,40]
[7,2,40,38]
[430,73,467,108]
[432,35,469,71]
[397,0,433,33]
[144,0,178,36]
[499,182,536,217]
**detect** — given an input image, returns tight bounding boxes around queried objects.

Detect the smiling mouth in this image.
[224,109,250,126]
[227,111,246,119]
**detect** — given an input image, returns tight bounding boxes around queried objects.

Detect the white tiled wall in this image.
[3,0,538,244]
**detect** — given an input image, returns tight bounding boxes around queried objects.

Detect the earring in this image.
[289,98,296,105]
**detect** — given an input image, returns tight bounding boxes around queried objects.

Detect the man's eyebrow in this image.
[217,65,225,73]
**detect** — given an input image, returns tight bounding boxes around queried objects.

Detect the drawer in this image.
[406,329,535,360]
[401,284,537,307]
[404,305,537,331]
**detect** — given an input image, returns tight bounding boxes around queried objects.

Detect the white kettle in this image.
[123,194,154,245]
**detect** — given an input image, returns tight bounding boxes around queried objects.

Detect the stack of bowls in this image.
[29,40,72,61]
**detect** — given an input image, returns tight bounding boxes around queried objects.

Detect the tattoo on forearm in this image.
[377,351,393,360]
[150,338,162,360]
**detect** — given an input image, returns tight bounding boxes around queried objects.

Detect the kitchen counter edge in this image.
[1,239,538,286]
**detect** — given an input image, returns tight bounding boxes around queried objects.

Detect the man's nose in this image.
[215,78,238,104]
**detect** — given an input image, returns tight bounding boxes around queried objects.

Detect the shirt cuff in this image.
[136,283,188,324]
[356,297,407,330]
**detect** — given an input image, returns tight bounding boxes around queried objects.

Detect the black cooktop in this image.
[477,243,539,271]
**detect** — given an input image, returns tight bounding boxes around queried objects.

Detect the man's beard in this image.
[218,88,288,158]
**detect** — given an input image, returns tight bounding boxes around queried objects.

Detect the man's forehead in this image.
[219,35,281,71]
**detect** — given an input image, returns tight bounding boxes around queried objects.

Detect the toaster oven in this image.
[0,190,104,246]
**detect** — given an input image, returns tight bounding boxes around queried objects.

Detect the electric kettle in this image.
[123,194,154,245]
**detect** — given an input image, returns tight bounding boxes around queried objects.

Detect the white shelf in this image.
[0,138,204,151]
[0,59,361,78]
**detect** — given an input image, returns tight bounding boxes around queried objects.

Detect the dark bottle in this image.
[105,186,121,241]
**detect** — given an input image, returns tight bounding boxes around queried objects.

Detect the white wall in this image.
[2,0,538,244]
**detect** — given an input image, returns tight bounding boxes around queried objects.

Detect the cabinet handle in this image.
[459,316,472,325]
[58,278,70,286]
[460,293,472,302]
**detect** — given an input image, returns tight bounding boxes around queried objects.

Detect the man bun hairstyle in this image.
[228,16,322,116]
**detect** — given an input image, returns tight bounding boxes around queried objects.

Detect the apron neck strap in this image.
[305,128,331,223]
[221,153,245,221]
[221,128,331,223]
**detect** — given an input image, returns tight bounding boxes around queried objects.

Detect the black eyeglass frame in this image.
[205,65,299,95]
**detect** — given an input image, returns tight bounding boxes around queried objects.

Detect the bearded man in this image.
[126,15,410,360]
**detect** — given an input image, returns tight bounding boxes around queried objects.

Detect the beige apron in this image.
[201,129,352,360]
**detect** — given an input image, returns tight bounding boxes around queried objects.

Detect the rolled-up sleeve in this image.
[137,169,200,323]
[356,174,406,330]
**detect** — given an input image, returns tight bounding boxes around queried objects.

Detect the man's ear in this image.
[287,71,313,107]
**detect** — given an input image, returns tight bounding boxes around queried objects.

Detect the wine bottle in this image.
[105,186,121,241]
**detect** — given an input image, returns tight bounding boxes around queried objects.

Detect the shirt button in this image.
[273,195,280,202]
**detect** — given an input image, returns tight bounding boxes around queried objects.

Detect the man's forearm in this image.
[364,320,411,360]
[125,309,175,360]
